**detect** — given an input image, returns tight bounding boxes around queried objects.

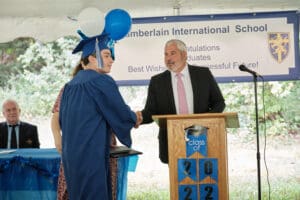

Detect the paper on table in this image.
[110,146,142,158]
[0,149,16,154]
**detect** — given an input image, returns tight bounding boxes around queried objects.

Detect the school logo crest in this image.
[268,32,289,63]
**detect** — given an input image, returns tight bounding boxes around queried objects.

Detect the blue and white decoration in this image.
[178,124,219,199]
[177,158,197,182]
[179,185,198,200]
[185,125,208,157]
[200,184,219,200]
[199,158,218,182]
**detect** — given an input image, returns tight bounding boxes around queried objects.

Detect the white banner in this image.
[110,11,300,85]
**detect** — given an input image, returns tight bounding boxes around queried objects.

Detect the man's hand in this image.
[134,111,143,128]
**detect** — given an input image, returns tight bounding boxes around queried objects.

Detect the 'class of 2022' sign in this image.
[177,125,219,200]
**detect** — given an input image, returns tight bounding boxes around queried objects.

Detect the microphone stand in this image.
[253,74,262,200]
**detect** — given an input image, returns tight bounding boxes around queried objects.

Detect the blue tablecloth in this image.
[0,148,60,200]
[0,148,139,200]
[117,155,139,200]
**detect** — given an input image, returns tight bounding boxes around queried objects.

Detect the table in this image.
[0,148,140,200]
[111,146,141,200]
[0,148,60,200]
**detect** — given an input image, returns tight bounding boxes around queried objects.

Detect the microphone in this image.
[239,65,262,77]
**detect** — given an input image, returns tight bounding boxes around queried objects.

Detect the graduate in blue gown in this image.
[59,33,138,200]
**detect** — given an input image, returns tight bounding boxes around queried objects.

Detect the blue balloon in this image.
[105,9,132,40]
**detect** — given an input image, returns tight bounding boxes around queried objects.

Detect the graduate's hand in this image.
[110,133,117,147]
[134,111,143,128]
[55,141,62,154]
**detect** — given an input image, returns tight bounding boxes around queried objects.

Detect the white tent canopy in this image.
[0,0,299,43]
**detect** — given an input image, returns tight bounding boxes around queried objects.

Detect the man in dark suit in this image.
[0,99,40,148]
[138,39,225,164]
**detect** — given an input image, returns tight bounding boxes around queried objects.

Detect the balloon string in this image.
[95,38,103,68]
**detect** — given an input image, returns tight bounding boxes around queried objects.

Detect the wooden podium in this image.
[152,112,239,200]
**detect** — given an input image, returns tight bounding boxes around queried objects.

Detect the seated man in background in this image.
[0,99,40,149]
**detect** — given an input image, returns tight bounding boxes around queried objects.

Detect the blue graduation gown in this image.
[59,69,136,200]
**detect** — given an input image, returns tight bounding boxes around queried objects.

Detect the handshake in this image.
[134,111,143,128]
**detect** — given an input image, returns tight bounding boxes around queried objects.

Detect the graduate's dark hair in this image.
[72,53,96,77]
[72,63,84,77]
[81,55,90,66]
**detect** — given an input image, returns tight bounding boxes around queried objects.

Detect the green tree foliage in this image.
[220,80,300,136]
[0,38,35,87]
[0,37,79,117]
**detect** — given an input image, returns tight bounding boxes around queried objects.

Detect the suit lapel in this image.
[188,65,200,112]
[18,122,24,147]
[163,71,176,114]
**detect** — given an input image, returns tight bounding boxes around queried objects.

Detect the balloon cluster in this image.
[78,7,132,40]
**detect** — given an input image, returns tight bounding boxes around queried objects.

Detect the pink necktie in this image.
[176,73,188,114]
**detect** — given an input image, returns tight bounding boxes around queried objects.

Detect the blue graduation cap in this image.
[72,31,115,67]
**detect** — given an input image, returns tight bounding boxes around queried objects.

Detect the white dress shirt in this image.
[171,66,194,114]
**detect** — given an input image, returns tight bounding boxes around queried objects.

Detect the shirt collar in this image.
[171,64,189,78]
[6,122,20,126]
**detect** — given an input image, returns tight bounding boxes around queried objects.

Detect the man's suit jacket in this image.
[141,65,225,163]
[0,121,40,148]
